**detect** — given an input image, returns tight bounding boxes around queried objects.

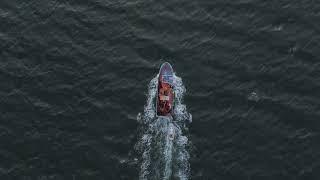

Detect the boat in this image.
[156,62,174,117]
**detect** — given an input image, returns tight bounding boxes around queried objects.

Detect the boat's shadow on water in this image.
[135,74,192,180]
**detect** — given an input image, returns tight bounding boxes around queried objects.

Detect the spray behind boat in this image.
[136,62,192,180]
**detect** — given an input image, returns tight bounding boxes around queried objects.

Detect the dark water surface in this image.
[1,0,320,179]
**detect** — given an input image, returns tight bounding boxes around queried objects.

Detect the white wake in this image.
[135,73,192,180]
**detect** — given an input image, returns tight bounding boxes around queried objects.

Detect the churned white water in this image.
[136,73,192,180]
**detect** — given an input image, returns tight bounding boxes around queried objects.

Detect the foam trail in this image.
[136,73,192,180]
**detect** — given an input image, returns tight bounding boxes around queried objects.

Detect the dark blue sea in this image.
[0,0,319,179]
